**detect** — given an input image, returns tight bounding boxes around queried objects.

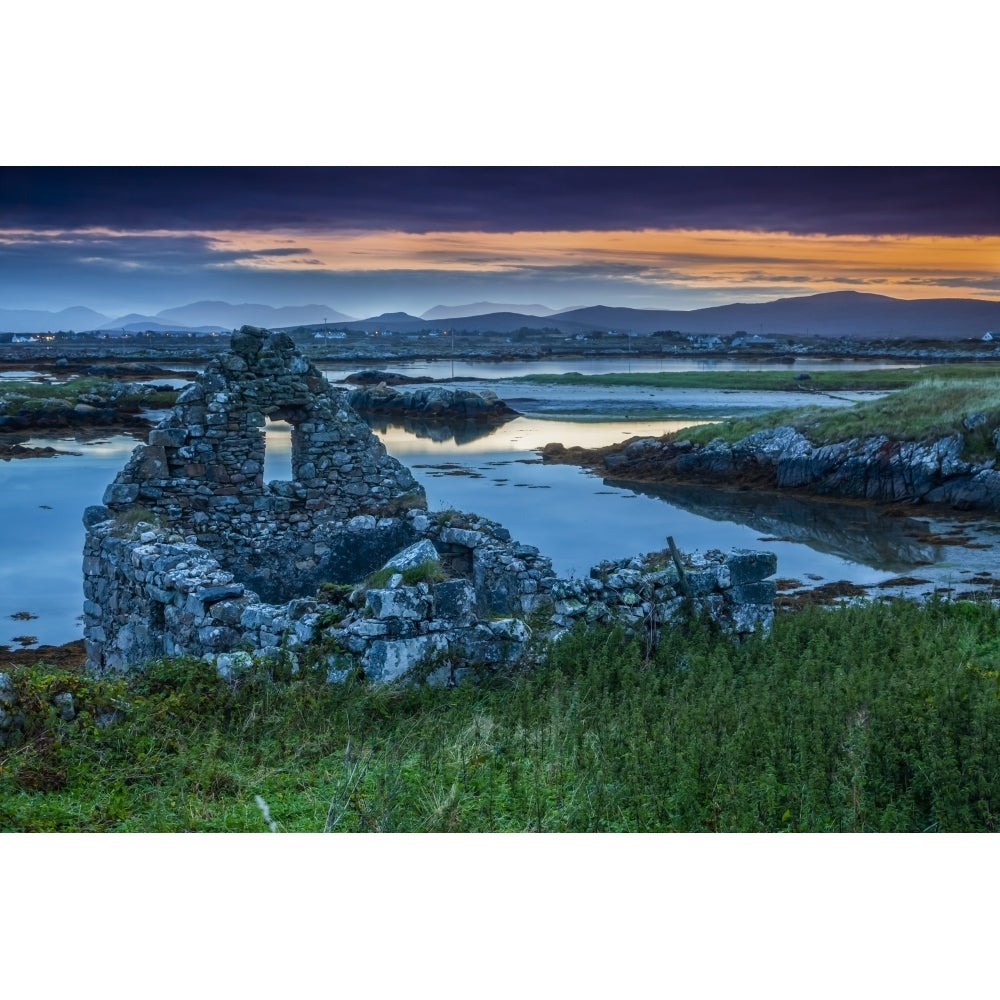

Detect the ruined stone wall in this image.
[83,504,776,681]
[83,326,779,681]
[100,326,426,600]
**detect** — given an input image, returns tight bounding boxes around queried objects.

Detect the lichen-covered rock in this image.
[383,539,440,571]
[362,634,450,684]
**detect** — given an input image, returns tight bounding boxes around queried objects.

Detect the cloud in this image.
[3,219,999,317]
[899,275,1000,291]
[2,167,998,237]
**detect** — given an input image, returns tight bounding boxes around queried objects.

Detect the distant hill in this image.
[337,313,430,333]
[0,306,110,333]
[154,301,354,329]
[99,319,231,335]
[422,302,558,320]
[554,293,1000,339]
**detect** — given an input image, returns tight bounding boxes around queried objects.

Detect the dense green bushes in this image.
[3,597,999,831]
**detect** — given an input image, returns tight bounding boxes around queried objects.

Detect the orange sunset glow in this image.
[204,227,1000,301]
[2,168,997,318]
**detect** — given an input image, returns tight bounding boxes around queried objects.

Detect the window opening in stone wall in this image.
[264,418,294,482]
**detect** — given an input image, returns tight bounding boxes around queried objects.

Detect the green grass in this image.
[0,376,178,411]
[675,377,1000,455]
[508,364,1000,393]
[4,598,1000,832]
[365,560,448,589]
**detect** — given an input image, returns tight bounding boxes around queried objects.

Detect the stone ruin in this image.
[82,326,778,683]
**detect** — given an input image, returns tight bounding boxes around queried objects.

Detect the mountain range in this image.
[0,301,354,334]
[421,302,561,320]
[1,293,998,339]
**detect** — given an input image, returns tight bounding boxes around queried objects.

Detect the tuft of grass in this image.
[110,507,162,537]
[365,560,447,589]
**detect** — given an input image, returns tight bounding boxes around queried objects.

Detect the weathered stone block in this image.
[432,580,476,618]
[103,483,140,505]
[383,539,440,571]
[489,618,531,643]
[196,583,246,604]
[439,527,484,548]
[0,672,14,706]
[149,427,188,448]
[362,634,449,684]
[52,691,75,722]
[685,569,719,596]
[728,581,777,605]
[366,587,429,620]
[725,550,778,586]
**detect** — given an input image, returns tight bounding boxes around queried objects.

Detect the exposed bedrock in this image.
[546,426,1000,512]
[345,382,518,424]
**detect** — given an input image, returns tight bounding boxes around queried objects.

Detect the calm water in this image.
[318,357,918,382]
[1,433,143,647]
[0,360,974,648]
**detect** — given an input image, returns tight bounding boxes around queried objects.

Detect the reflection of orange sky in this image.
[374,418,710,455]
[208,227,1000,299]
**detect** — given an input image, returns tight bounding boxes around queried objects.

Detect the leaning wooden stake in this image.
[666,535,692,599]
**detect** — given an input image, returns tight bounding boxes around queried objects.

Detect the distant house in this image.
[732,333,777,348]
[983,331,994,342]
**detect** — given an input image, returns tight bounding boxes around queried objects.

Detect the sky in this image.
[1,167,998,321]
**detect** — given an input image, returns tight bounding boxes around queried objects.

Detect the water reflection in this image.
[321,357,920,382]
[375,416,705,455]
[613,480,942,571]
[360,415,518,446]
[0,433,140,646]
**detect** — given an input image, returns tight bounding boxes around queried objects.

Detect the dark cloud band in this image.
[1,167,997,237]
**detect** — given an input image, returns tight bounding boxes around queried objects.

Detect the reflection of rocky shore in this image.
[613,479,942,570]
[0,439,69,461]
[360,415,511,446]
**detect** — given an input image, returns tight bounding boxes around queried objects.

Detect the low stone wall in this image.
[0,671,77,749]
[82,502,777,683]
[548,548,776,637]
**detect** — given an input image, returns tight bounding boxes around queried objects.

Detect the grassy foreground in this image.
[3,597,1000,832]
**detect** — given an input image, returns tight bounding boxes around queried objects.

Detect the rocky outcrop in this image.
[345,382,517,424]
[546,426,1000,512]
[0,380,170,433]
